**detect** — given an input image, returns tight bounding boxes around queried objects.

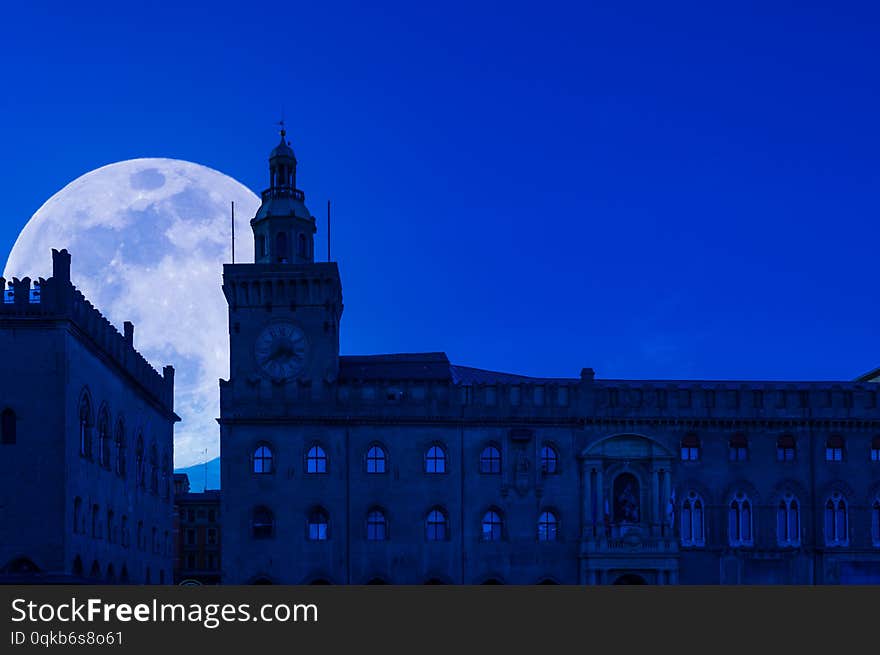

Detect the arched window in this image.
[135,434,145,488]
[872,497,880,547]
[72,556,83,578]
[481,510,503,541]
[728,492,753,547]
[681,491,705,547]
[1,408,16,445]
[253,444,274,474]
[276,232,288,263]
[106,508,115,544]
[307,507,329,541]
[73,497,82,534]
[825,435,844,462]
[90,560,101,579]
[777,493,800,547]
[97,407,110,469]
[824,493,848,546]
[366,508,387,541]
[425,444,447,474]
[149,443,159,494]
[256,235,266,259]
[297,233,307,258]
[425,507,448,541]
[777,434,796,462]
[540,443,558,474]
[872,437,880,462]
[252,506,275,539]
[306,444,327,474]
[680,433,700,461]
[729,433,748,461]
[79,394,92,458]
[114,420,126,477]
[91,504,100,539]
[366,445,386,474]
[538,510,559,542]
[162,453,170,498]
[479,445,501,474]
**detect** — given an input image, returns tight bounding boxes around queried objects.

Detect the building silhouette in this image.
[0,250,178,583]
[219,133,880,584]
[173,473,222,585]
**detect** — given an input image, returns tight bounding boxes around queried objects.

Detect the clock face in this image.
[254,321,308,380]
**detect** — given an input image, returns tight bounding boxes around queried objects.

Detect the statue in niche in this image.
[613,472,640,523]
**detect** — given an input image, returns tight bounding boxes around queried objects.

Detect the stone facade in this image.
[0,250,178,583]
[220,136,880,585]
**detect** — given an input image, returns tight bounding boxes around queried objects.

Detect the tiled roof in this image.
[337,352,575,385]
[450,365,574,385]
[338,353,452,382]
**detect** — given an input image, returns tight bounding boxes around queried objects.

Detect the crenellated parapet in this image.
[0,249,176,416]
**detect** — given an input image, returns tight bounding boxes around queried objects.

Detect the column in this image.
[662,468,672,536]
[651,468,660,535]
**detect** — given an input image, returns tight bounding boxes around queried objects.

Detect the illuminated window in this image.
[425,507,448,541]
[729,433,748,461]
[306,444,327,474]
[776,434,796,462]
[537,511,559,542]
[776,493,800,547]
[308,508,329,541]
[366,445,386,474]
[366,508,387,541]
[825,435,844,462]
[681,433,700,461]
[479,445,501,474]
[728,492,753,547]
[824,493,848,546]
[540,444,558,474]
[481,510,503,541]
[253,444,274,474]
[425,445,446,474]
[681,491,705,547]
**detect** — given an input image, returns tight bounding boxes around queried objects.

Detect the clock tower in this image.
[220,127,343,408]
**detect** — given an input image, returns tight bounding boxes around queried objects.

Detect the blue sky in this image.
[1,0,878,381]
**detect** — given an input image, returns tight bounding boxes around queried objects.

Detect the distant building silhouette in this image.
[218,134,880,584]
[173,473,221,585]
[0,250,178,583]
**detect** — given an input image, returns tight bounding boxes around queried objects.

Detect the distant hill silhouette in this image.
[174,457,220,492]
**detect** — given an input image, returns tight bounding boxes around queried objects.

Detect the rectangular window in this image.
[557,386,569,406]
[185,529,196,546]
[681,447,699,461]
[510,386,521,406]
[207,528,218,545]
[208,509,216,523]
[826,447,843,462]
[729,446,748,462]
[534,386,545,406]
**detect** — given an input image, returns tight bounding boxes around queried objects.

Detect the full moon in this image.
[3,158,259,467]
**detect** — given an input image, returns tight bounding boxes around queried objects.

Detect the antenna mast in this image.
[327,200,331,262]
[231,201,236,264]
